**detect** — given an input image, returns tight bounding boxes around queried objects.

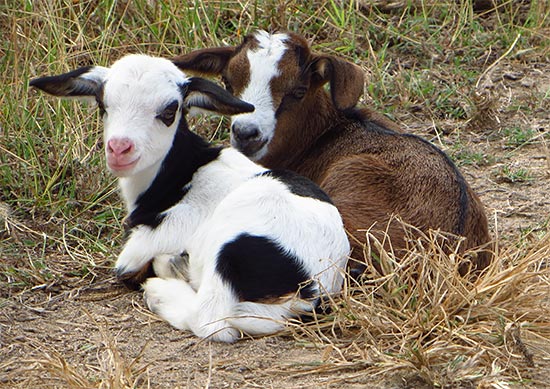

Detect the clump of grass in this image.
[22,317,149,388]
[287,223,550,387]
[466,89,501,133]
[449,141,492,167]
[496,165,533,183]
[503,126,537,148]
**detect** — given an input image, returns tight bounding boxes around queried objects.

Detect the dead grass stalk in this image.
[287,222,550,387]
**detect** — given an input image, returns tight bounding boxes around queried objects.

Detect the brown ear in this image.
[172,47,235,76]
[310,55,365,110]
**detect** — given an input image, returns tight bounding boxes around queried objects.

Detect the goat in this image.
[172,30,493,275]
[30,54,350,342]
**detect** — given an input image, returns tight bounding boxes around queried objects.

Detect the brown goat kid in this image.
[173,30,493,275]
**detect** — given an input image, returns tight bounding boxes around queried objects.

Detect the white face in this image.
[100,55,187,177]
[229,31,289,161]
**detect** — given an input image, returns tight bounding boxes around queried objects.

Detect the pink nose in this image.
[107,138,134,156]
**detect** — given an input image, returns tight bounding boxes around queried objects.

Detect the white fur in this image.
[230,31,289,160]
[141,150,348,342]
[100,55,189,211]
[36,54,350,342]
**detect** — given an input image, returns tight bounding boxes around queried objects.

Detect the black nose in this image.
[231,123,260,142]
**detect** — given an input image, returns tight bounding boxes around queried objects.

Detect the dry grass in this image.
[16,318,149,389]
[286,223,550,387]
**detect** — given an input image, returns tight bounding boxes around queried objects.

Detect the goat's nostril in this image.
[121,144,133,154]
[108,138,134,156]
[247,128,260,140]
[232,124,260,142]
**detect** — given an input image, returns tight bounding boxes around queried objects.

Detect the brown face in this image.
[223,31,312,161]
[173,30,365,166]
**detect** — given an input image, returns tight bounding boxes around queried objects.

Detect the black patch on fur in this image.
[94,83,107,116]
[184,77,255,114]
[124,212,168,231]
[125,122,221,230]
[258,169,333,204]
[30,66,98,97]
[216,233,316,302]
[294,44,309,69]
[116,260,155,290]
[156,99,179,127]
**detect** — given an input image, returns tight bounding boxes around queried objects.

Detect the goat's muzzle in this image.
[230,123,266,157]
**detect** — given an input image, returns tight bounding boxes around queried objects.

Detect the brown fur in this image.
[173,31,493,276]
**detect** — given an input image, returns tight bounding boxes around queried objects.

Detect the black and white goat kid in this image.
[30,54,349,342]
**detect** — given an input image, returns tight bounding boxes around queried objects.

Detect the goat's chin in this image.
[232,139,268,161]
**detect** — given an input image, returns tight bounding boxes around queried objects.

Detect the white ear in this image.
[30,66,109,100]
[80,66,109,85]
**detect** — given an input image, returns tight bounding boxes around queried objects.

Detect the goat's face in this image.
[224,31,300,161]
[173,31,365,163]
[31,54,254,177]
[98,55,187,177]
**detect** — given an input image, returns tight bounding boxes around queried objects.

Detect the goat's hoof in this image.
[116,261,155,290]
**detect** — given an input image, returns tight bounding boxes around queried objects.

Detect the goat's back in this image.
[294,112,492,274]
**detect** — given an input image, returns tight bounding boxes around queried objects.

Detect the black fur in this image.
[184,77,255,114]
[125,120,221,229]
[258,170,333,204]
[216,233,316,302]
[116,260,156,290]
[30,66,98,97]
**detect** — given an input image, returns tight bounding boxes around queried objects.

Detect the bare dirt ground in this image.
[2,60,550,388]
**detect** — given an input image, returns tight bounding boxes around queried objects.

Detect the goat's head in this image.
[30,54,254,177]
[173,30,365,163]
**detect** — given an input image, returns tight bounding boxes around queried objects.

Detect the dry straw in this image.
[23,312,150,389]
[286,219,550,387]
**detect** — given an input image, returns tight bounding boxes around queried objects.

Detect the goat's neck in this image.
[119,161,163,213]
[259,90,341,171]
[122,127,221,219]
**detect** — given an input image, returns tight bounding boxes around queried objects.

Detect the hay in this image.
[286,223,550,387]
[22,313,150,389]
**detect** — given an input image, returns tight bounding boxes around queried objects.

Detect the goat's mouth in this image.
[231,137,268,160]
[107,157,140,175]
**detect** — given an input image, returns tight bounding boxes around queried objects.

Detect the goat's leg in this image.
[143,271,240,342]
[142,277,197,332]
[115,223,189,287]
[229,299,315,336]
[190,275,242,342]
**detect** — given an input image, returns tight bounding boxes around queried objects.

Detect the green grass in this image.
[503,125,537,148]
[497,165,533,183]
[450,142,492,167]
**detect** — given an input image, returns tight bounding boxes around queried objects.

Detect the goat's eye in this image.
[156,100,179,126]
[221,76,234,94]
[291,86,307,100]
